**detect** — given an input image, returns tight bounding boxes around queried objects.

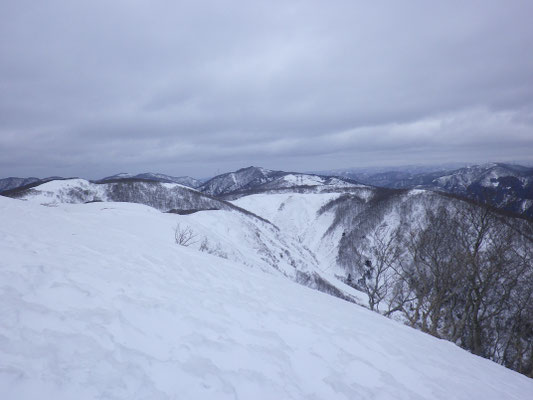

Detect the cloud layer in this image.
[1,0,533,178]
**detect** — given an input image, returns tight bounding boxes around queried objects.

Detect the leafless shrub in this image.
[174,223,198,247]
[198,237,228,259]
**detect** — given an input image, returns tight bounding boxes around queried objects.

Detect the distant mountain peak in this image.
[199,166,362,196]
[97,172,202,188]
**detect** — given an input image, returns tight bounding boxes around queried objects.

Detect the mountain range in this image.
[2,162,533,397]
[4,162,531,217]
[98,172,204,188]
[318,162,533,218]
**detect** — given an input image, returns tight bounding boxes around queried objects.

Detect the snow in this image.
[17,178,109,205]
[160,181,200,191]
[280,174,327,186]
[178,208,318,278]
[11,178,227,213]
[407,189,426,196]
[113,172,134,178]
[266,174,359,189]
[233,192,342,272]
[231,190,428,277]
[1,196,532,399]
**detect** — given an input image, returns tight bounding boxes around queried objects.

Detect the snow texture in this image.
[1,196,532,399]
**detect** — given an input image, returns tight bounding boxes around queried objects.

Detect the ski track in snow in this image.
[1,197,532,399]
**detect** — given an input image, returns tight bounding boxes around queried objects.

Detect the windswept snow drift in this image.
[1,197,532,399]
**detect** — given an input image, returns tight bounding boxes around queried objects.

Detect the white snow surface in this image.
[22,179,196,205]
[273,174,355,188]
[1,196,532,399]
[21,178,108,205]
[177,208,318,278]
[233,192,343,273]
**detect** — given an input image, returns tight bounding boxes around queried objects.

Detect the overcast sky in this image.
[1,0,533,179]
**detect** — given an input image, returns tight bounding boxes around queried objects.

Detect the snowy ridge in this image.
[0,176,41,192]
[3,178,364,300]
[233,192,347,274]
[1,196,532,399]
[199,166,361,196]
[432,163,533,217]
[174,205,363,304]
[5,178,233,214]
[231,187,513,280]
[257,174,360,190]
[99,172,203,188]
[199,166,283,196]
[317,163,533,218]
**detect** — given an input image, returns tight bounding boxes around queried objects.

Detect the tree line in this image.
[349,203,533,377]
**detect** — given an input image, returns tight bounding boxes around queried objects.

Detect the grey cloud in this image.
[1,0,533,178]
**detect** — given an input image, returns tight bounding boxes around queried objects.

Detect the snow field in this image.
[1,197,532,399]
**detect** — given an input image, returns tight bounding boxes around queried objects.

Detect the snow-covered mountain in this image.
[3,167,532,378]
[0,176,41,192]
[199,166,285,195]
[0,172,203,194]
[431,162,532,191]
[199,166,360,196]
[231,185,533,376]
[0,176,67,193]
[315,164,453,184]
[7,162,531,216]
[430,163,533,215]
[2,195,532,399]
[1,177,367,301]
[98,172,203,188]
[2,178,246,215]
[319,163,533,218]
[231,188,452,277]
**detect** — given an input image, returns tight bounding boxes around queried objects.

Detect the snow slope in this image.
[5,178,237,213]
[1,196,532,399]
[199,166,284,196]
[175,207,321,279]
[231,186,389,275]
[99,173,202,188]
[3,178,366,302]
[233,192,344,273]
[0,177,41,192]
[232,189,463,279]
[199,166,360,196]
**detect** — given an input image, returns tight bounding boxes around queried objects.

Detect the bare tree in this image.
[388,203,533,376]
[355,225,402,313]
[174,223,198,247]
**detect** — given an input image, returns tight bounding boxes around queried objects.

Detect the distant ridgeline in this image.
[3,163,531,218]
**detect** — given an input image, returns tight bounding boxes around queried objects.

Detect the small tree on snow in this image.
[356,226,402,313]
[174,223,198,247]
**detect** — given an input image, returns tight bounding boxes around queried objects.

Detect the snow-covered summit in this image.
[430,163,533,217]
[258,173,361,190]
[98,172,203,188]
[199,166,361,196]
[0,176,41,192]
[199,166,283,196]
[311,162,533,218]
[433,162,532,191]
